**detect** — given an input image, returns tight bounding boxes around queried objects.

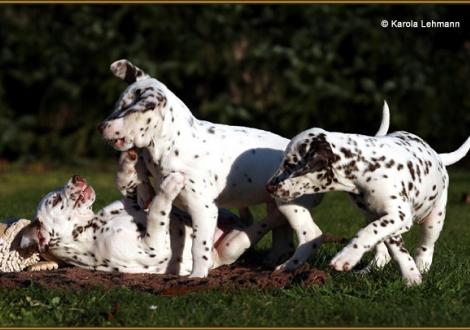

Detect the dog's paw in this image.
[414,247,434,273]
[189,269,209,278]
[404,272,423,287]
[415,255,433,274]
[160,173,185,200]
[275,258,301,272]
[358,250,392,274]
[330,247,363,272]
[27,261,59,272]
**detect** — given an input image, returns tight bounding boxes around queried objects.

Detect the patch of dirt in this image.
[0,262,328,296]
[0,234,350,296]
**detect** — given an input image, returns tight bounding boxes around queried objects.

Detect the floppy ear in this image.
[307,150,330,171]
[306,137,340,172]
[110,59,149,84]
[20,221,39,250]
[20,220,48,253]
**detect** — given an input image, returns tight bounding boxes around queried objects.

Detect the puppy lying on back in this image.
[19,170,250,274]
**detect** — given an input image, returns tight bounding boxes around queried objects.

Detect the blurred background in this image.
[0,5,469,166]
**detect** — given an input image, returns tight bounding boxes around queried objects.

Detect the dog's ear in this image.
[20,220,39,250]
[110,59,149,84]
[307,150,331,172]
[306,135,340,172]
[20,219,48,253]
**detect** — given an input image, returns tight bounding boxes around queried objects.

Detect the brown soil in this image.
[0,263,327,296]
[0,234,348,296]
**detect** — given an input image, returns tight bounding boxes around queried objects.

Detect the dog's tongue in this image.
[82,186,92,200]
[74,185,89,208]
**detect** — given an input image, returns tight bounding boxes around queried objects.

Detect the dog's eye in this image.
[298,143,309,156]
[51,194,62,207]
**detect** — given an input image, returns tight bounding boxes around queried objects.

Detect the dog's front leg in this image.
[330,205,412,272]
[145,173,184,254]
[186,198,218,278]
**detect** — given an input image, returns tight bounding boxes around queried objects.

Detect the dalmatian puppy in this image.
[19,174,248,274]
[98,59,390,277]
[267,126,470,285]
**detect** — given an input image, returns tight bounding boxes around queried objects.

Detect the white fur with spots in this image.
[268,126,470,286]
[98,59,391,277]
[19,175,247,275]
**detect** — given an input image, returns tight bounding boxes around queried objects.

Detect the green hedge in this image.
[0,5,468,162]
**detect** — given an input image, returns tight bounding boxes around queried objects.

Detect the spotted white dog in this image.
[267,126,470,285]
[98,59,390,277]
[19,174,247,275]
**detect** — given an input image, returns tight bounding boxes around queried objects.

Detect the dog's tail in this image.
[439,136,470,166]
[375,100,390,137]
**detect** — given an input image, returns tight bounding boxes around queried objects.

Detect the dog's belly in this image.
[217,150,286,207]
[165,127,289,209]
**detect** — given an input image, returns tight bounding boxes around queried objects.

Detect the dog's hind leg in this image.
[214,202,284,267]
[414,192,448,273]
[358,242,392,274]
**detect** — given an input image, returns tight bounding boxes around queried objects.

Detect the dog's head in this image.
[266,128,340,202]
[20,175,96,252]
[98,59,169,151]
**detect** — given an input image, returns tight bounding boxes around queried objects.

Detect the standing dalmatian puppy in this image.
[98,59,390,277]
[267,126,470,285]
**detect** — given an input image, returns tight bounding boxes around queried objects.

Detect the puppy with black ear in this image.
[267,121,470,286]
[98,59,392,278]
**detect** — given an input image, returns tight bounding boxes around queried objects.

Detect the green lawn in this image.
[1,165,470,327]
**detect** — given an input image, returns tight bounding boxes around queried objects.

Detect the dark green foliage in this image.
[0,5,469,162]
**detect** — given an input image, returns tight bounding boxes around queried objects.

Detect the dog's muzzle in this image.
[266,182,278,194]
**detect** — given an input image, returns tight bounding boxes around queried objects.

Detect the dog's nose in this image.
[97,122,106,134]
[72,175,85,185]
[266,183,277,194]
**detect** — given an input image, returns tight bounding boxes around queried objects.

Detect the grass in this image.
[0,165,470,327]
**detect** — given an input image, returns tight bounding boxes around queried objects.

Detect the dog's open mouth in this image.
[112,138,126,149]
[74,184,94,208]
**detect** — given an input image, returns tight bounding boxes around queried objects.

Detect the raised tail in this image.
[375,100,390,137]
[439,136,470,166]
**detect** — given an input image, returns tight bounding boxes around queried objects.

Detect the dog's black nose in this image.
[97,122,106,134]
[266,183,277,194]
